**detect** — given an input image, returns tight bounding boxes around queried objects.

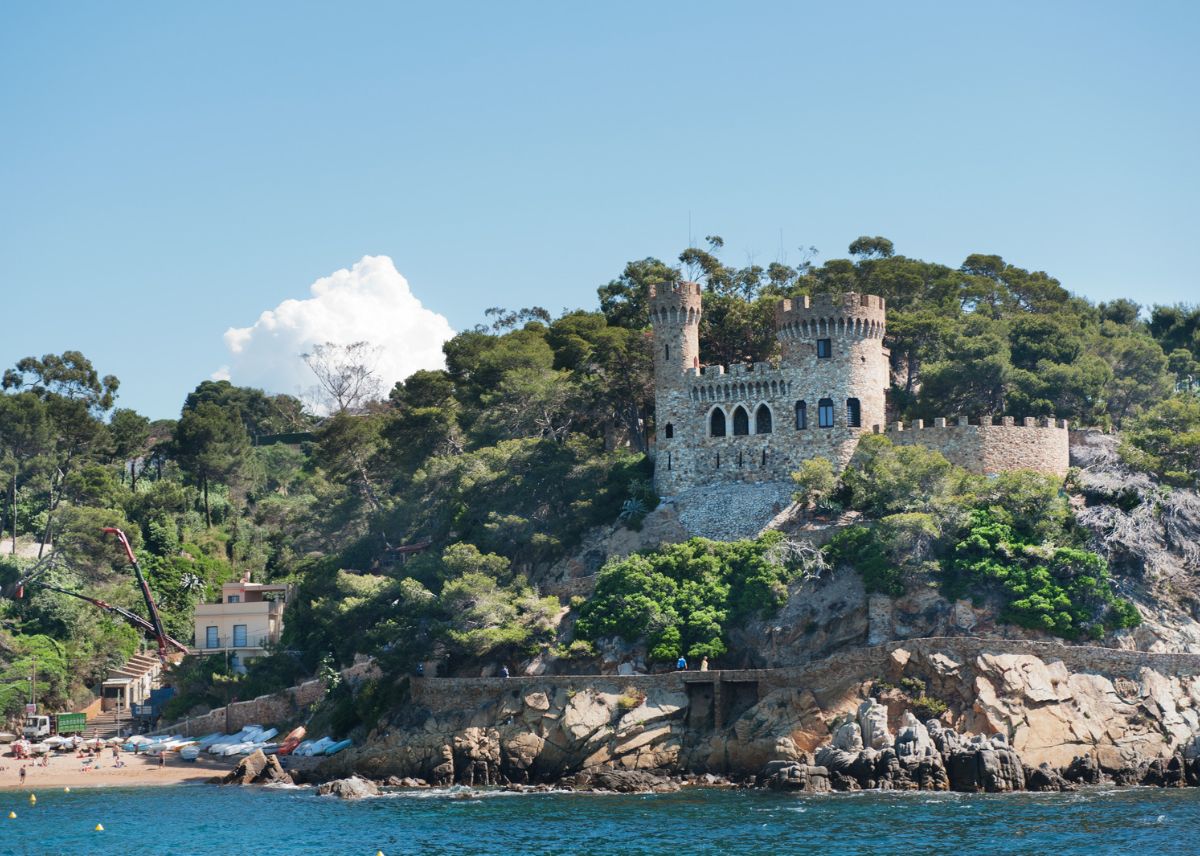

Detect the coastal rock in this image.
[946,744,1025,793]
[1063,754,1102,785]
[894,712,936,760]
[857,699,893,751]
[757,760,831,792]
[564,769,679,793]
[317,776,380,799]
[221,749,293,786]
[1024,763,1074,792]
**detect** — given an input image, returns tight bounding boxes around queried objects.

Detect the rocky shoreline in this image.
[221,696,1200,799]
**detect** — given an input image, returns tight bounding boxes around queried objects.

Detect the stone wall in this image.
[157,659,380,736]
[409,637,1200,713]
[882,417,1070,476]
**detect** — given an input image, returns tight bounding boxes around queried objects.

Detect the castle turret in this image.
[775,292,889,434]
[649,281,702,389]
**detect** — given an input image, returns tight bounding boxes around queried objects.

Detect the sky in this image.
[1,1,1197,418]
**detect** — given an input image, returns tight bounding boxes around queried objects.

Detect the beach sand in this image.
[0,750,233,791]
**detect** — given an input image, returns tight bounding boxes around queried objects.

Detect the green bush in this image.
[575,533,799,662]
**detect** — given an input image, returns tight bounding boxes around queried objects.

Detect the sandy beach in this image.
[0,750,233,791]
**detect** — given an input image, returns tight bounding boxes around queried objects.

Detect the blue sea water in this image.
[0,784,1195,856]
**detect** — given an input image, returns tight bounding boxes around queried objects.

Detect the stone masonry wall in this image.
[883,417,1070,477]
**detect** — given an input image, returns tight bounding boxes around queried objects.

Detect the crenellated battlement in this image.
[876,416,1070,477]
[776,291,886,341]
[648,281,703,327]
[877,416,1070,432]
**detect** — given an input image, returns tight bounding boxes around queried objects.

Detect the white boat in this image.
[28,742,50,755]
[297,737,334,757]
[0,732,17,744]
[179,745,201,762]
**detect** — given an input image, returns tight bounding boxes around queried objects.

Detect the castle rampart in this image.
[880,417,1070,477]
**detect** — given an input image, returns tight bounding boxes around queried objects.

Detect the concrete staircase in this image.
[83,710,124,738]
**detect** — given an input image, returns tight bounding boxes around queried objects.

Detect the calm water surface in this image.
[0,783,1195,855]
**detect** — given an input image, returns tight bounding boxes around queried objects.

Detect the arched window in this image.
[846,398,861,428]
[732,405,750,436]
[755,404,772,434]
[795,400,807,430]
[664,422,674,439]
[818,398,835,428]
[710,409,727,437]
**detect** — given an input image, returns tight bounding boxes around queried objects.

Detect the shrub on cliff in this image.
[1120,394,1200,487]
[574,533,799,662]
[822,436,1139,640]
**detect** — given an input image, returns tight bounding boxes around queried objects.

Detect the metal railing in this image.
[191,633,273,652]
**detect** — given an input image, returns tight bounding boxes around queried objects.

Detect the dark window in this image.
[847,398,861,427]
[664,422,674,439]
[733,406,750,436]
[761,449,767,466]
[664,344,670,362]
[755,404,772,434]
[710,409,726,437]
[667,452,672,471]
[795,400,807,429]
[816,338,832,358]
[818,398,834,428]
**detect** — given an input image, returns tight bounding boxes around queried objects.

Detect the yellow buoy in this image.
[376,852,385,856]
[64,787,70,793]
[29,794,36,803]
[95,823,104,832]
[8,811,15,819]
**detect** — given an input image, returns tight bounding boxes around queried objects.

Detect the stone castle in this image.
[649,282,1069,498]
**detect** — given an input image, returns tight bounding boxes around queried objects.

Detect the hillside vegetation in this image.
[1,237,1198,722]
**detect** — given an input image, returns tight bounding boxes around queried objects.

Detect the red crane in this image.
[7,528,189,660]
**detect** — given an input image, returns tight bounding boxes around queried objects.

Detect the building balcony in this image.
[189,633,275,657]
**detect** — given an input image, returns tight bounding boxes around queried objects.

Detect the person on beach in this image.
[19,766,25,785]
[158,753,165,769]
[676,656,687,671]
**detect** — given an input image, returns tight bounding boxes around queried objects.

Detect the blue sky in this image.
[2,1,1196,418]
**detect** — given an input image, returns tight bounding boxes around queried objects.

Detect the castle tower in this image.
[775,292,889,435]
[648,281,702,387]
[649,282,701,493]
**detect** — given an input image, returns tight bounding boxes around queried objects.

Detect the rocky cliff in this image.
[322,638,1200,788]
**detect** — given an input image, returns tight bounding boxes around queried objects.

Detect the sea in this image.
[0,784,1195,856]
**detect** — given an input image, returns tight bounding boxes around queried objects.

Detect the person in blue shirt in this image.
[676,656,687,671]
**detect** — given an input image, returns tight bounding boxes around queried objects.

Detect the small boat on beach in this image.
[324,738,353,756]
[276,726,306,756]
[0,731,17,744]
[179,745,201,762]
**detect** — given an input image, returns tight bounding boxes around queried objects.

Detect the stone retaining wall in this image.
[409,637,1200,714]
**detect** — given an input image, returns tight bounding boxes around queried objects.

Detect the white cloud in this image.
[220,255,454,406]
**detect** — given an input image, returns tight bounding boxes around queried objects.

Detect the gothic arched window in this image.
[755,404,772,434]
[732,405,750,436]
[710,409,726,437]
[795,400,807,430]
